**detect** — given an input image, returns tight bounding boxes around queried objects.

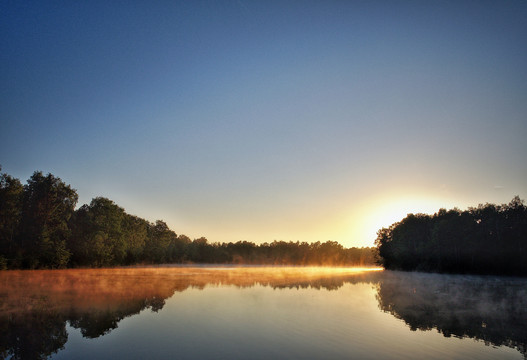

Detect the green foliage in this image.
[0,168,24,267]
[375,197,527,275]
[144,220,177,263]
[0,168,375,269]
[123,215,149,264]
[19,171,78,268]
[69,198,127,267]
[169,234,192,263]
[216,240,373,266]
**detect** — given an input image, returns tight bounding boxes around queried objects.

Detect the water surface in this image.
[0,267,525,359]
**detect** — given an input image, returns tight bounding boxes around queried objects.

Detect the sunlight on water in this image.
[0,267,524,360]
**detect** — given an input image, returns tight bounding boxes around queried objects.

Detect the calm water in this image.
[1,266,526,360]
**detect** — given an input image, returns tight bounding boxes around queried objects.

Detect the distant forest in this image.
[0,168,374,269]
[375,196,527,276]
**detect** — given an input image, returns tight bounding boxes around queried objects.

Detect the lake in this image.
[1,266,526,359]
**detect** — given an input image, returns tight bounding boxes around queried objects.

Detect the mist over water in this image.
[0,267,525,359]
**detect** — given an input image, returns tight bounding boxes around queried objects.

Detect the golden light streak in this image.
[0,266,383,315]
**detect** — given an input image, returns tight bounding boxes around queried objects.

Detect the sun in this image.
[348,195,454,247]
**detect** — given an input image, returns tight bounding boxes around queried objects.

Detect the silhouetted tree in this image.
[0,168,376,269]
[170,234,191,262]
[144,220,177,263]
[375,197,527,276]
[123,214,149,264]
[69,197,128,267]
[187,237,210,262]
[19,171,78,268]
[0,167,24,269]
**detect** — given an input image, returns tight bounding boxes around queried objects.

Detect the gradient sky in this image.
[2,1,526,247]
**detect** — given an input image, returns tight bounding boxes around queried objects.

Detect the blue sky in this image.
[2,1,526,246]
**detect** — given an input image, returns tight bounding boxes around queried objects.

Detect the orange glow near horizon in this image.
[0,266,384,315]
[348,194,457,247]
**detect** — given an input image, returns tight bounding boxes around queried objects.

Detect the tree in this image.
[187,237,209,263]
[375,197,527,276]
[144,220,177,263]
[0,167,24,268]
[122,214,149,264]
[169,234,191,263]
[69,197,127,267]
[1,168,379,268]
[19,172,78,268]
[318,241,344,265]
[375,225,396,268]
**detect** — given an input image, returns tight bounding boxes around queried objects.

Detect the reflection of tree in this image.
[68,296,166,338]
[0,267,381,359]
[4,268,525,359]
[69,307,138,339]
[0,310,68,360]
[376,271,527,358]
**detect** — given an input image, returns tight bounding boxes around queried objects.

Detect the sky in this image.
[1,1,526,247]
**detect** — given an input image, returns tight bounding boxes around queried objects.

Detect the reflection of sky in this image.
[1,2,526,246]
[56,283,521,360]
[2,267,525,359]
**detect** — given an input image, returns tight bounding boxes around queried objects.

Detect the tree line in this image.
[375,196,527,276]
[0,168,374,269]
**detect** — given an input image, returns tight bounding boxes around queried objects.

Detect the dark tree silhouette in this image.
[144,220,177,263]
[375,197,527,276]
[18,171,78,269]
[69,197,128,267]
[0,168,24,269]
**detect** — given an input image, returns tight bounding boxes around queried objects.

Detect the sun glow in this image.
[350,194,455,246]
[372,197,449,232]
